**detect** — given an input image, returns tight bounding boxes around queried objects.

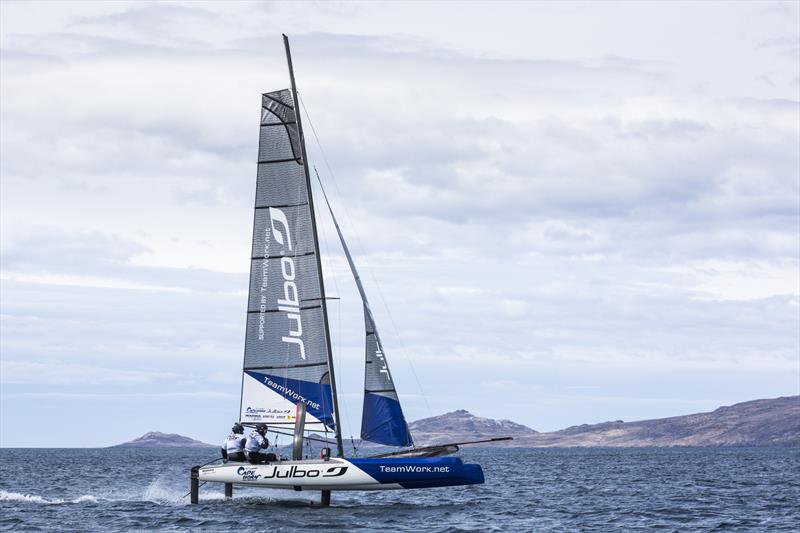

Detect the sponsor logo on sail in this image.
[244,405,295,422]
[243,406,266,420]
[269,208,306,360]
[261,375,321,411]
[373,340,391,382]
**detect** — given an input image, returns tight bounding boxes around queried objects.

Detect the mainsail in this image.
[238,87,339,435]
[316,175,414,447]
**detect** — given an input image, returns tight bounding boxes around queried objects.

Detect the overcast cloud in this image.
[1,1,798,447]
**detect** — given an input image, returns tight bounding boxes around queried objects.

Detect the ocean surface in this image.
[1,447,798,531]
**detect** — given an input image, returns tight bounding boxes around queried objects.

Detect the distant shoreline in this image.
[1,445,798,450]
[2,396,795,449]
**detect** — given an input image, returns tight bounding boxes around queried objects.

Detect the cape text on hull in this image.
[191,34,508,506]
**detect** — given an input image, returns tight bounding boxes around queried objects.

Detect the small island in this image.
[111,431,215,449]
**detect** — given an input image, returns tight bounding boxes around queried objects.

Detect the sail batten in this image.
[314,170,413,448]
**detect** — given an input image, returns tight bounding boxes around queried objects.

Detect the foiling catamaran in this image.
[191,35,509,506]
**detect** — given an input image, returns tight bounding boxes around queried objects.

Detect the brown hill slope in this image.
[410,396,799,448]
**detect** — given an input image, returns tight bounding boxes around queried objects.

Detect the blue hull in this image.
[199,456,484,491]
[348,456,485,489]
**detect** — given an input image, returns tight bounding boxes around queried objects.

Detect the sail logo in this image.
[374,342,391,382]
[269,207,306,360]
[262,375,321,411]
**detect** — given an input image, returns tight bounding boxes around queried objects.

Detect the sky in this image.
[1,1,798,447]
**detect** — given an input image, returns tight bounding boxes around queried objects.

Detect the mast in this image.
[283,33,344,458]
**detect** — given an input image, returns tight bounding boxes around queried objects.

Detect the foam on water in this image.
[0,486,222,508]
[0,490,98,505]
[142,483,185,505]
[142,474,230,506]
[72,495,99,503]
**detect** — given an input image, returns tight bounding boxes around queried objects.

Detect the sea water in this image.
[0,447,797,531]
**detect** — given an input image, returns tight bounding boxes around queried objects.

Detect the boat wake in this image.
[142,476,230,505]
[0,490,99,505]
[0,486,226,507]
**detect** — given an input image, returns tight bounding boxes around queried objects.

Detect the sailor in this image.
[221,423,247,462]
[244,423,272,464]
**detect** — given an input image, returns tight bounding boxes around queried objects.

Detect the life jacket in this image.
[245,431,268,453]
[224,432,246,455]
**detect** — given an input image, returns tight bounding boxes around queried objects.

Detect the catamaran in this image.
[191,35,507,506]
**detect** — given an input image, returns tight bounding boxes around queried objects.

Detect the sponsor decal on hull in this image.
[237,464,348,481]
[236,466,261,481]
[199,458,484,491]
[378,465,450,473]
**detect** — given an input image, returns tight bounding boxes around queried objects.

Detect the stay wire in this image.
[182,481,207,499]
[309,153,355,443]
[299,94,433,419]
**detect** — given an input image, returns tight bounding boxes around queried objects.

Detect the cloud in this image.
[1,1,798,444]
[0,360,182,385]
[1,391,235,400]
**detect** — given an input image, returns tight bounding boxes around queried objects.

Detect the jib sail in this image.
[316,177,414,448]
[239,88,336,431]
[362,308,413,447]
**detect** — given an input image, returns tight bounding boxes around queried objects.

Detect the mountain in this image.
[409,409,538,446]
[410,396,799,448]
[112,396,798,450]
[111,432,215,449]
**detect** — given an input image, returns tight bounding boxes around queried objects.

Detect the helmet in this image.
[256,423,268,435]
[232,423,244,434]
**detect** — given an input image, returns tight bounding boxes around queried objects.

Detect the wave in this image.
[1,485,304,507]
[0,490,99,505]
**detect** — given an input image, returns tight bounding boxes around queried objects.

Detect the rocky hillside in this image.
[410,396,799,448]
[520,396,799,447]
[409,409,538,446]
[113,396,798,450]
[111,431,215,448]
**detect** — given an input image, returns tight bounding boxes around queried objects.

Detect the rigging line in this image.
[365,268,433,419]
[181,454,222,498]
[300,95,433,419]
[336,278,346,448]
[309,161,354,440]
[256,426,337,445]
[314,161,432,420]
[182,481,207,499]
